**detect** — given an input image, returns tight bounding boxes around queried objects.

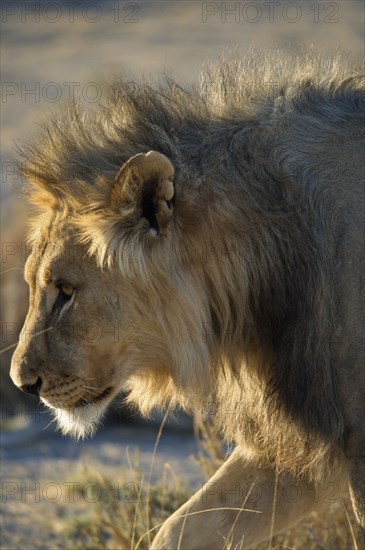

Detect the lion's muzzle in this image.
[10,344,45,397]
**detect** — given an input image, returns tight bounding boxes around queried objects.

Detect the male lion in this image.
[11,52,364,548]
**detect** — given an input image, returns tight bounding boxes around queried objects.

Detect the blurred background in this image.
[1,1,364,548]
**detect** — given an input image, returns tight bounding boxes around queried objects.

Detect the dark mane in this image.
[17,50,363,198]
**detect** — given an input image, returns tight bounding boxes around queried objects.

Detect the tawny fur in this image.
[12,51,365,544]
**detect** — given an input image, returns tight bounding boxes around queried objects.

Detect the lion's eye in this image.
[53,281,75,316]
[60,283,74,297]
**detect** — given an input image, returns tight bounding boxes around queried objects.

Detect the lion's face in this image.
[11,152,185,438]
[11,151,210,438]
[10,233,140,438]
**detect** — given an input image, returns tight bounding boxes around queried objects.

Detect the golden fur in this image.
[11,51,365,547]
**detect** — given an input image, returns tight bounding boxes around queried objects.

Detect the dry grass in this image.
[56,417,363,550]
[61,457,192,550]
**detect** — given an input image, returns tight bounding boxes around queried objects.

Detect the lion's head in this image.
[11,149,215,439]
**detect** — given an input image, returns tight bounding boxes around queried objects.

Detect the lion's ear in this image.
[111,151,175,235]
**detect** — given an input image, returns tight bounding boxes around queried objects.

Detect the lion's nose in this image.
[19,377,43,396]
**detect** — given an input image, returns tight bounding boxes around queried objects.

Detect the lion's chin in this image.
[41,399,109,440]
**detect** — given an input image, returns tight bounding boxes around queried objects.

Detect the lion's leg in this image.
[151,447,344,550]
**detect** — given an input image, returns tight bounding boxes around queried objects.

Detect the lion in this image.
[10,51,364,548]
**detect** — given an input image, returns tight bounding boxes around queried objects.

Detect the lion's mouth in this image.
[74,386,114,408]
[42,387,115,440]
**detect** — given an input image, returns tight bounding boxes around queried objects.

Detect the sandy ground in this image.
[1,413,203,549]
[1,2,364,548]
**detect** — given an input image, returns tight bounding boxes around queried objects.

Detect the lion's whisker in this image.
[83,386,105,395]
[43,415,57,432]
[0,267,24,275]
[0,327,53,355]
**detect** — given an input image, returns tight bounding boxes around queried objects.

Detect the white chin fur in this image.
[42,399,107,440]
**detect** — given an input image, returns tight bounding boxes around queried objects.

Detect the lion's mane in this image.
[18,51,365,478]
